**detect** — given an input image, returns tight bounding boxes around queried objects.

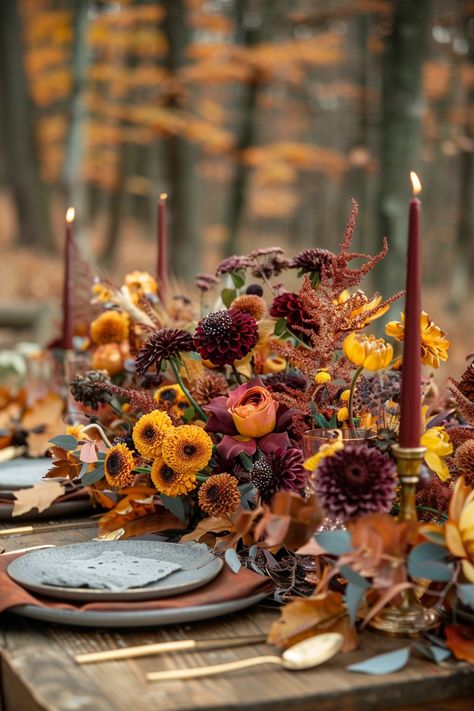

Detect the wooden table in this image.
[1,521,474,711]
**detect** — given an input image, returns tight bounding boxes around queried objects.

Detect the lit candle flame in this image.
[159,193,168,201]
[410,171,422,196]
[66,207,75,223]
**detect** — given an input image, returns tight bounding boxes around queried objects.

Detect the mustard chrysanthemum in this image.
[161,425,213,475]
[150,459,197,497]
[104,443,135,488]
[132,410,173,459]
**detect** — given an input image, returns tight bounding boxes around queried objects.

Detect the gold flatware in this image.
[1,544,56,555]
[0,520,98,537]
[146,633,344,682]
[75,634,267,665]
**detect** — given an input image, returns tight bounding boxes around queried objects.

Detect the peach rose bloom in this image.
[228,385,277,438]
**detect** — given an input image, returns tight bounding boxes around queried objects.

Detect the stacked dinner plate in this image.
[0,458,92,520]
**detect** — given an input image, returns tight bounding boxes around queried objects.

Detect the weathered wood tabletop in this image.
[1,520,474,711]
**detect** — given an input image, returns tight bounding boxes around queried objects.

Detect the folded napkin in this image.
[0,552,274,613]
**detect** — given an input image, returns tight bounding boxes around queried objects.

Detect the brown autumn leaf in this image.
[46,446,82,480]
[445,625,474,664]
[268,590,357,653]
[12,480,65,517]
[254,492,321,550]
[180,515,232,544]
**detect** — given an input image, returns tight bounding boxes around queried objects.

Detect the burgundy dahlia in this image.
[250,447,307,504]
[270,292,311,334]
[135,328,194,373]
[193,309,258,366]
[314,444,396,522]
[290,248,334,275]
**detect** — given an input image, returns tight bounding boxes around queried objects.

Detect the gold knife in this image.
[75,634,268,664]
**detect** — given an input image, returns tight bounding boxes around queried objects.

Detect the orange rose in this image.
[228,385,277,438]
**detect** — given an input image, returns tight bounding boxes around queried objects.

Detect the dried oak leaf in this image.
[46,446,82,480]
[268,590,357,653]
[99,488,187,539]
[445,625,474,664]
[12,480,65,517]
[180,516,232,544]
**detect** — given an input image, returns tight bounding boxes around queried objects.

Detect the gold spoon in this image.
[146,632,344,682]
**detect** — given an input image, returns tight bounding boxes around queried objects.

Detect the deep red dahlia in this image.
[193,309,258,366]
[250,447,306,504]
[270,292,311,334]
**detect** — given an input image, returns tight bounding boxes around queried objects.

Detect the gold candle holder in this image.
[368,444,440,637]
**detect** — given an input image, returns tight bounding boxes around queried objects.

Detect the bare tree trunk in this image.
[0,0,55,250]
[375,0,432,299]
[163,0,199,280]
[449,9,474,310]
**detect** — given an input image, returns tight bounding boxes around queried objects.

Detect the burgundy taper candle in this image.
[62,207,75,351]
[398,172,422,448]
[157,193,168,306]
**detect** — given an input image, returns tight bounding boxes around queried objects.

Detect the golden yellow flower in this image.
[66,424,89,440]
[262,354,287,374]
[337,406,349,422]
[124,271,158,296]
[421,422,453,482]
[198,473,241,517]
[338,290,390,328]
[343,332,393,371]
[315,370,331,385]
[340,389,351,402]
[154,384,189,418]
[91,282,113,303]
[90,311,129,345]
[385,311,450,368]
[304,439,344,471]
[92,343,124,376]
[104,444,135,488]
[443,477,474,582]
[161,425,213,475]
[132,410,173,459]
[151,458,197,497]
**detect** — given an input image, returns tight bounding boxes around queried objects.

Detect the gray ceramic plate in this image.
[7,540,223,602]
[0,458,54,490]
[8,591,268,628]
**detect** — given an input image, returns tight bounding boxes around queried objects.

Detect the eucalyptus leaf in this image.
[458,584,474,610]
[80,464,105,486]
[225,548,242,574]
[347,647,411,675]
[221,288,237,308]
[182,406,195,422]
[230,270,246,289]
[408,542,453,582]
[315,530,352,556]
[274,318,287,337]
[49,435,78,451]
[160,494,186,522]
[345,578,369,625]
[413,641,451,664]
[239,452,254,472]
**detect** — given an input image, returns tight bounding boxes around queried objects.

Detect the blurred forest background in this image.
[0,0,472,377]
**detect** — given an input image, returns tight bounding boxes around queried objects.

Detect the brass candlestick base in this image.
[368,444,440,637]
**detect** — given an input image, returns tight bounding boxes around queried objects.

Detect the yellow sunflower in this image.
[151,458,197,497]
[124,271,158,296]
[161,425,213,475]
[385,311,450,368]
[132,410,173,459]
[104,444,135,488]
[90,310,129,345]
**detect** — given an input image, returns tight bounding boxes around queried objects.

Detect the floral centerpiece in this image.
[44,200,474,665]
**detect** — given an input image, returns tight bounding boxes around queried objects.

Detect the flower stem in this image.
[348,365,363,433]
[170,359,208,422]
[232,363,243,384]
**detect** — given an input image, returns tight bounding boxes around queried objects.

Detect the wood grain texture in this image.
[1,523,474,711]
